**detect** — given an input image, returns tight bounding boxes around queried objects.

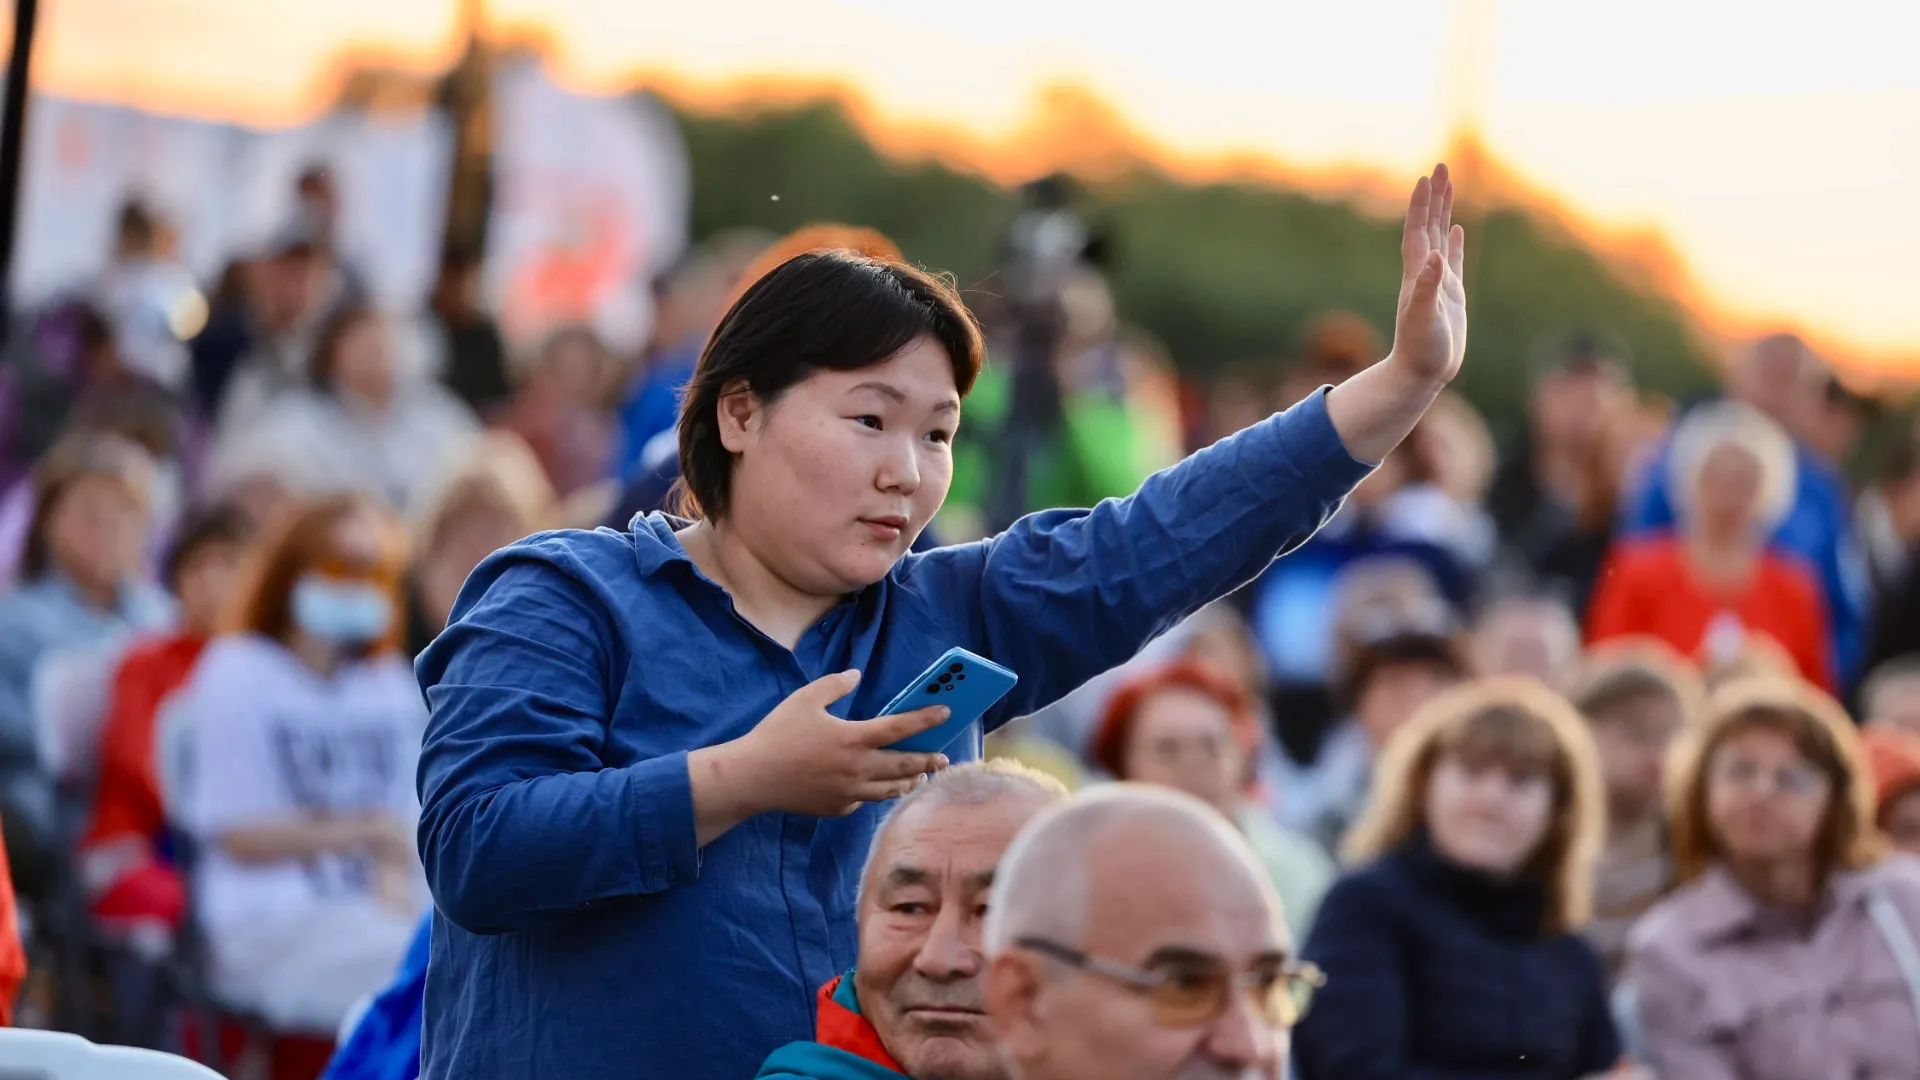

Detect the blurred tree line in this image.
[666,97,1718,429]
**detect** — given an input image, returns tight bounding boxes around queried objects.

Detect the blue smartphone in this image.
[876,647,1019,754]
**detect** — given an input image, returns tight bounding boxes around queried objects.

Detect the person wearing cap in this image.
[1862,726,1920,857]
[1270,597,1469,851]
[1089,660,1334,940]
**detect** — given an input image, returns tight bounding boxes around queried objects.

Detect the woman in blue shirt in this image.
[416,165,1470,1080]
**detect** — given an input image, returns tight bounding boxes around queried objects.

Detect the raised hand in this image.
[1389,163,1468,386]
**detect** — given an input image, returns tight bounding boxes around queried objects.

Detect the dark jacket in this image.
[1296,835,1620,1080]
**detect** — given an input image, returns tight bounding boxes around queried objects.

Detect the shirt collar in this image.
[1689,862,1878,944]
[815,973,906,1075]
[629,512,698,580]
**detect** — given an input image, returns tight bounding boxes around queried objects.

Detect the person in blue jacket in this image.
[322,914,431,1080]
[413,165,1472,1080]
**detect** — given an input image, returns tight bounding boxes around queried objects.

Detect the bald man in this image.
[981,785,1320,1080]
[758,761,1069,1080]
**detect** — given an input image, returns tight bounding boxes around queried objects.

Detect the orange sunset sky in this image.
[14,0,1920,378]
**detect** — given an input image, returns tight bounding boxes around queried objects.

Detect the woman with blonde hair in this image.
[1295,678,1622,1080]
[403,432,559,657]
[1623,677,1920,1079]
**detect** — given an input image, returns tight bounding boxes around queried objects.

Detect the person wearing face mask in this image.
[414,165,1470,1080]
[1624,677,1920,1080]
[171,494,428,1034]
[1294,678,1624,1080]
[0,432,171,899]
[209,305,480,514]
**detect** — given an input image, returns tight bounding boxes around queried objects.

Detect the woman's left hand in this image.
[1386,163,1468,387]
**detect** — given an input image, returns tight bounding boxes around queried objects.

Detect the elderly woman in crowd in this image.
[1625,676,1920,1079]
[173,494,428,1033]
[1587,401,1831,689]
[1295,678,1621,1080]
[0,432,170,895]
[1089,659,1334,939]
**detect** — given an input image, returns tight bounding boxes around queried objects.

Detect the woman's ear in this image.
[716,379,760,455]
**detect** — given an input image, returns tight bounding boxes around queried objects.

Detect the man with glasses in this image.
[982,785,1321,1080]
[758,761,1070,1080]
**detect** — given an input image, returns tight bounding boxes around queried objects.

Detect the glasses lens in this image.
[1149,967,1228,1027]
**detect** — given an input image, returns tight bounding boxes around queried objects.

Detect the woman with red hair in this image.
[172,494,428,1035]
[1091,659,1334,937]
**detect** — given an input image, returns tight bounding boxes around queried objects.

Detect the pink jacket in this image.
[1626,855,1920,1080]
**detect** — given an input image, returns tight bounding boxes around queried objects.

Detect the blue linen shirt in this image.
[414,388,1372,1080]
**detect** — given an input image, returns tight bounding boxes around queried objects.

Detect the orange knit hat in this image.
[1861,726,1920,820]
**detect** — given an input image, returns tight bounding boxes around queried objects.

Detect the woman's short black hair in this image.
[676,250,984,521]
[161,501,253,592]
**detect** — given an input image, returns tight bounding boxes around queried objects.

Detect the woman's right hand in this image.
[692,670,954,841]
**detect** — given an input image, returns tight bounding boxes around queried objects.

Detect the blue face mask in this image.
[291,575,393,646]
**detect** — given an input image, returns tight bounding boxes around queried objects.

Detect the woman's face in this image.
[1704,725,1832,867]
[331,316,394,405]
[46,475,148,594]
[720,336,957,595]
[1121,686,1244,813]
[1691,442,1764,540]
[1591,694,1684,821]
[289,511,399,648]
[1424,752,1556,877]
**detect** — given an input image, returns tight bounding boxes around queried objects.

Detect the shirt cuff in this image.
[629,750,701,890]
[1276,386,1377,488]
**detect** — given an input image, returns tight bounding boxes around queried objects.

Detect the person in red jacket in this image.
[1588,401,1831,690]
[80,502,251,929]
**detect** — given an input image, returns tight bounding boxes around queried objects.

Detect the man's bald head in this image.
[983,784,1284,959]
[1730,332,1822,429]
[982,785,1293,1080]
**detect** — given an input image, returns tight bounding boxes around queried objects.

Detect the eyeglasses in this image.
[1015,936,1324,1028]
[1709,754,1827,798]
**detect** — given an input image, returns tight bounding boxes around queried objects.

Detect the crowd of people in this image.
[0,150,1914,1080]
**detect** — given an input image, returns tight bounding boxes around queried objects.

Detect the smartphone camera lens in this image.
[948,663,965,674]
[926,684,940,694]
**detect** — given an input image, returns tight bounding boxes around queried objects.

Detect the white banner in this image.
[485,61,690,355]
[11,63,690,344]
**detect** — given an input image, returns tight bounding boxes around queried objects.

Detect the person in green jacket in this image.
[759,761,1069,1080]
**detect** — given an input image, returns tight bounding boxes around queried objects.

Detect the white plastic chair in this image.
[0,1028,224,1078]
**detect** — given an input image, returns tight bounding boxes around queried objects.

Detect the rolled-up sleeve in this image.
[416,555,698,935]
[913,387,1372,721]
